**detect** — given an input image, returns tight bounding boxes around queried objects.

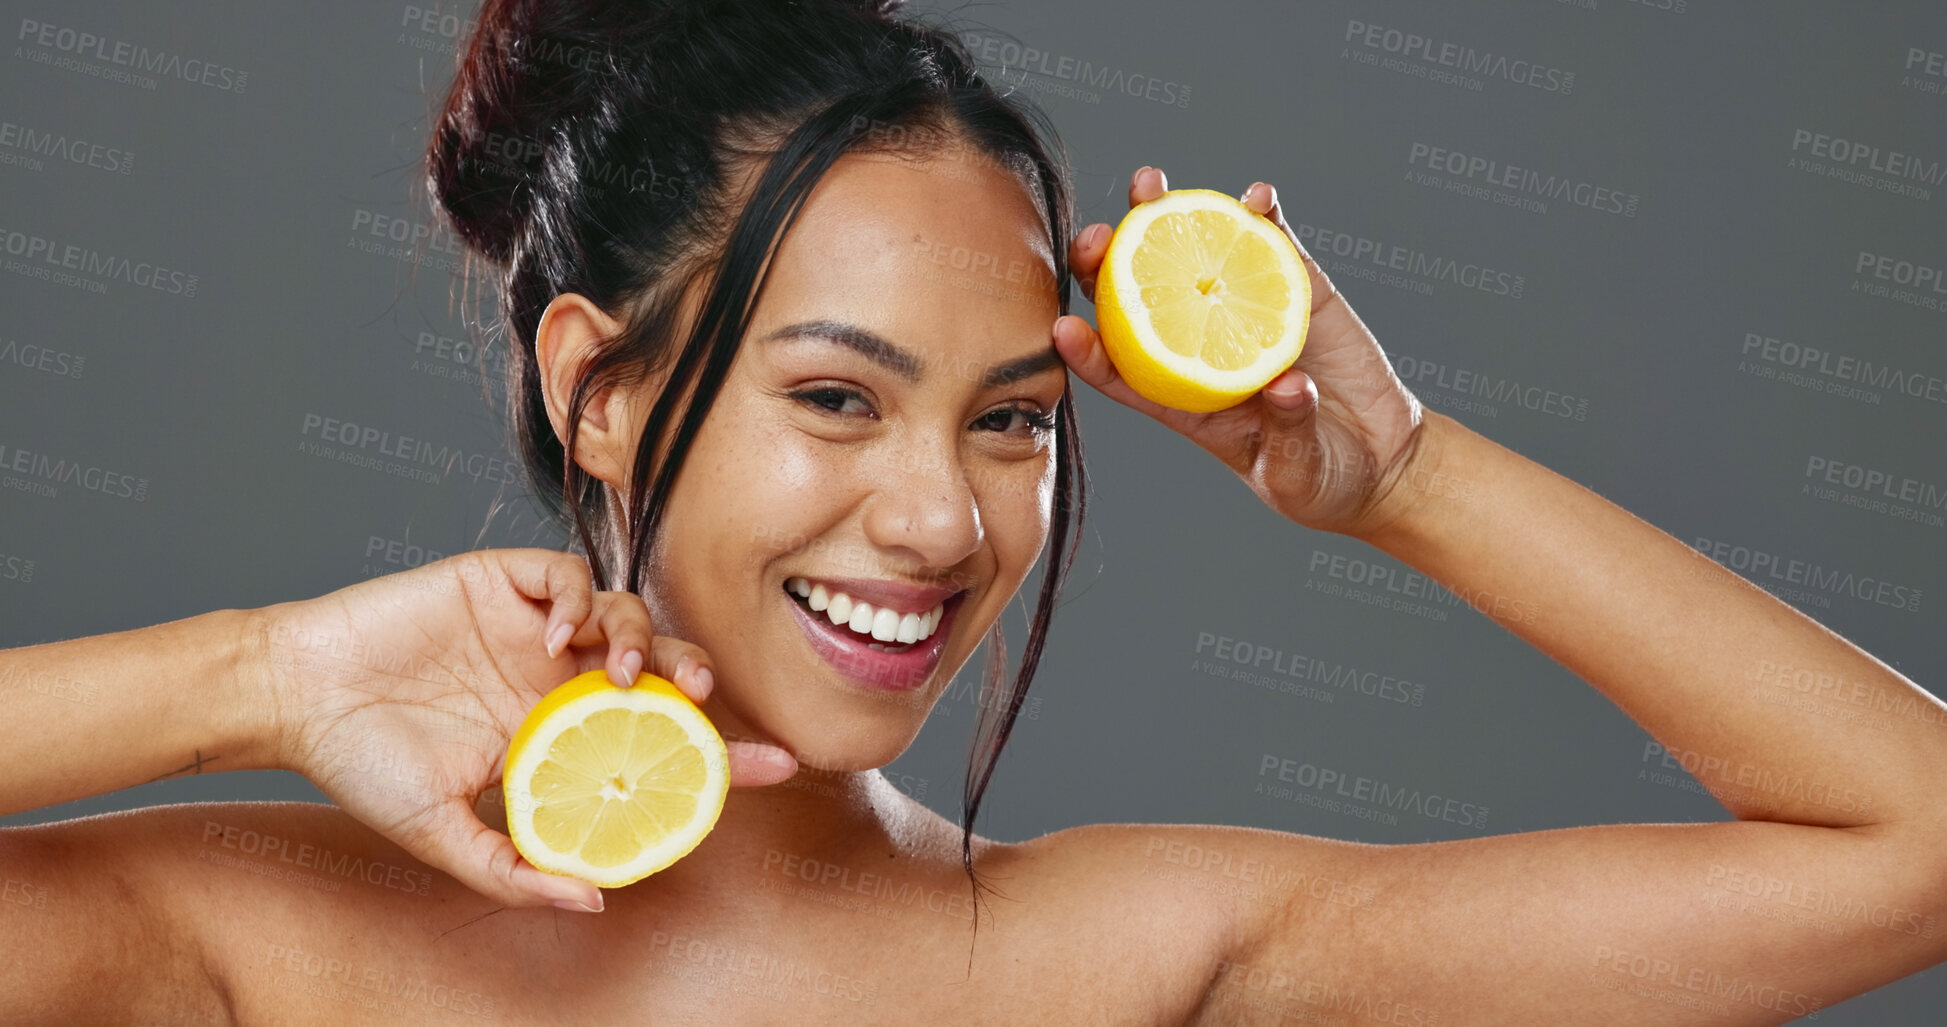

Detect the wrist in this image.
[1344,409,1464,548]
[227,604,297,773]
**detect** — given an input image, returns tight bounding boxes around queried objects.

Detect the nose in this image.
[861,431,983,573]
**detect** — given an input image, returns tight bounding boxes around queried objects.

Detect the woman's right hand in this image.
[249,548,798,912]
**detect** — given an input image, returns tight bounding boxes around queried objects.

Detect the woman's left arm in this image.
[1055,167,1947,1023]
[1057,166,1947,841]
[1355,406,1947,836]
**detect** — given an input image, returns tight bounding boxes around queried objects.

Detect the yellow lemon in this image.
[1093,188,1311,413]
[503,669,729,888]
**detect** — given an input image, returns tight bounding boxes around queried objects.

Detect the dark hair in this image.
[426,0,1086,946]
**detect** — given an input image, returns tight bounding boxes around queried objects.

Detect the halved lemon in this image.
[503,669,729,888]
[1094,188,1311,413]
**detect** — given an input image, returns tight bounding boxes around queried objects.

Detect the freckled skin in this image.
[25,147,1929,1023]
[632,150,1065,774]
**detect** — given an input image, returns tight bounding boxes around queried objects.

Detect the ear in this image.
[534,292,639,488]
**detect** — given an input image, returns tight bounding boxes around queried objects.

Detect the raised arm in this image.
[0,549,782,909]
[1231,408,1947,1023]
[1363,410,1947,838]
[0,549,796,1021]
[1053,167,1947,1024]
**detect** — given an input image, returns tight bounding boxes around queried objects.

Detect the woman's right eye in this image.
[790,387,874,418]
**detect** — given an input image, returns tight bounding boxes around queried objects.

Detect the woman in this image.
[3,0,1942,1021]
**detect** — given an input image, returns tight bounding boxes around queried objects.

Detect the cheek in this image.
[657,397,846,613]
[974,455,1056,585]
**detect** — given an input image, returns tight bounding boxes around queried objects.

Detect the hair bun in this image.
[426,0,640,264]
[427,0,909,264]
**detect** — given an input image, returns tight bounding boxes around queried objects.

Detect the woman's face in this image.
[618,147,1066,771]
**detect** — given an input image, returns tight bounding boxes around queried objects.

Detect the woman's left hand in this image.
[1055,166,1428,538]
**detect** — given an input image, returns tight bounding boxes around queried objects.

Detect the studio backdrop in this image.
[2,1,1944,1021]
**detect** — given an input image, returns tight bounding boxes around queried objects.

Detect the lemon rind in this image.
[504,686,730,889]
[1098,188,1310,407]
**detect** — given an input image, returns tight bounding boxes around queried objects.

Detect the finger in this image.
[644,633,715,703]
[556,589,653,689]
[1068,222,1111,302]
[1052,313,1177,424]
[1240,180,1272,214]
[553,592,710,702]
[727,740,799,787]
[494,549,595,660]
[1262,365,1319,415]
[1128,165,1168,209]
[419,798,605,912]
[1248,366,1327,499]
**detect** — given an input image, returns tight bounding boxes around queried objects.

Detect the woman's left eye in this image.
[974,405,1056,434]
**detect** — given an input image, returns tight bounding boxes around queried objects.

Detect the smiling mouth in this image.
[780,576,967,692]
[781,577,949,653]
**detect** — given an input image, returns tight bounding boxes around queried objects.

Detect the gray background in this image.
[3,0,1945,1020]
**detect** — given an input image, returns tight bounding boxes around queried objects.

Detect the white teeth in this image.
[789,580,949,646]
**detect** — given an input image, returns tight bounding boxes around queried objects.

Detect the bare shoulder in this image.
[37,799,477,937]
[100,798,498,942]
[92,802,517,1027]
[0,799,466,1025]
[112,798,443,891]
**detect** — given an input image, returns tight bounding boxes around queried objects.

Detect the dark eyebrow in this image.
[762,320,920,382]
[978,347,1063,388]
[761,319,1064,389]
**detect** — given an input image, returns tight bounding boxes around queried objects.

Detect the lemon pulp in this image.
[1095,188,1310,412]
[503,669,729,888]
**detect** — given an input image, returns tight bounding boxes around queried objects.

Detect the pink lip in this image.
[785,588,963,692]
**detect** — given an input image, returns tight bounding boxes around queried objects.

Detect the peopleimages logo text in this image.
[298,414,520,486]
[0,225,198,296]
[16,18,248,93]
[1345,19,1574,94]
[0,121,133,174]
[960,32,1192,108]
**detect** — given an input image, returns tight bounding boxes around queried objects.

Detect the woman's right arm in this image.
[0,605,279,819]
[0,549,797,1021]
[0,607,277,1024]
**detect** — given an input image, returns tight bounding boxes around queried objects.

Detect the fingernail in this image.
[610,649,642,688]
[694,665,714,699]
[1090,224,1110,248]
[551,896,603,913]
[545,622,573,658]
